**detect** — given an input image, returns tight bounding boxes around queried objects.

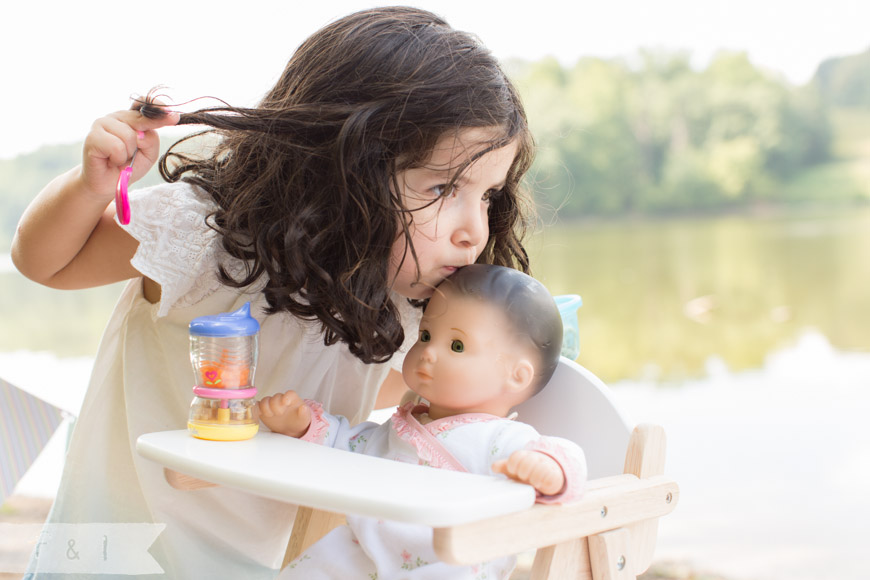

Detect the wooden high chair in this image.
[137,357,679,580]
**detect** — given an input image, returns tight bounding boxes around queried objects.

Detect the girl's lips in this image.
[441,264,467,277]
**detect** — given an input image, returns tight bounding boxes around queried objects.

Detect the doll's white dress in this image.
[277,401,587,580]
[26,182,419,579]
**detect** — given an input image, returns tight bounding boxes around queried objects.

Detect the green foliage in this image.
[0,272,126,356]
[514,50,838,217]
[0,144,82,252]
[0,49,866,250]
[815,48,870,108]
[0,142,171,252]
[780,106,870,203]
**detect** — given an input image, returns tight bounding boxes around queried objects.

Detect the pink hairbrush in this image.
[115,148,137,225]
[116,129,146,225]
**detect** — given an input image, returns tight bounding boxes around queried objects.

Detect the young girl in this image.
[258,264,586,579]
[12,6,535,579]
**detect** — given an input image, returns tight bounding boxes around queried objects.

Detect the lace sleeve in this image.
[120,182,223,318]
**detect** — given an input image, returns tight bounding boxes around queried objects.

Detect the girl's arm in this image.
[11,109,179,289]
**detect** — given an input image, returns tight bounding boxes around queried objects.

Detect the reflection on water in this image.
[0,274,126,357]
[2,208,869,381]
[528,207,870,382]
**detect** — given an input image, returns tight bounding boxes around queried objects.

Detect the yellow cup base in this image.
[188,421,259,441]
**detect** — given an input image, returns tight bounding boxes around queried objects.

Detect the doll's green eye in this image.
[451,339,464,353]
[420,330,431,342]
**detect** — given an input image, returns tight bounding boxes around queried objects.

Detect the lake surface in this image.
[2,207,869,580]
[3,206,869,382]
[527,206,870,383]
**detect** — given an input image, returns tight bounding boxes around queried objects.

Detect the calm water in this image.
[528,206,870,382]
[4,207,869,381]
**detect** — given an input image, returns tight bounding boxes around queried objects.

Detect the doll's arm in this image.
[491,450,565,496]
[491,435,587,502]
[257,391,312,438]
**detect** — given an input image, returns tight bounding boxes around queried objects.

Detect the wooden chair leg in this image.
[530,537,592,580]
[623,424,667,574]
[588,528,634,580]
[283,507,346,567]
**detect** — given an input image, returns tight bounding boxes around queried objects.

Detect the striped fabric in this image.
[0,377,64,505]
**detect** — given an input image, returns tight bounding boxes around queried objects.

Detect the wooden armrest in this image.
[433,474,679,565]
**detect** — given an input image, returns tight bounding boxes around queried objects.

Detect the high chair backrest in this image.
[513,357,634,479]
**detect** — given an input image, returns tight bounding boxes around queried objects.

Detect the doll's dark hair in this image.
[137,6,535,365]
[443,264,562,393]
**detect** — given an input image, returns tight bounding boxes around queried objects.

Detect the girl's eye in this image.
[450,339,464,353]
[431,184,456,198]
[420,329,431,342]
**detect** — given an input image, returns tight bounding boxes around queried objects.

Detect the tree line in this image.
[2,49,869,251]
[509,48,868,217]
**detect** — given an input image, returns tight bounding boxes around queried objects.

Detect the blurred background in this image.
[1,1,868,579]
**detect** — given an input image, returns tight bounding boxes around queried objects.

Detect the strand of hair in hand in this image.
[130,86,347,134]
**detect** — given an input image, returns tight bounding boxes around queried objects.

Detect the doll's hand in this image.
[257,391,311,438]
[80,105,179,202]
[492,450,565,496]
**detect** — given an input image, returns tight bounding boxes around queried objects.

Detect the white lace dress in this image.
[27,182,420,579]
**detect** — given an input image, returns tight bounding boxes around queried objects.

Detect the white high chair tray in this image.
[136,430,536,527]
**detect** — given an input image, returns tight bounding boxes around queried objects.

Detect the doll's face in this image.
[402,285,534,418]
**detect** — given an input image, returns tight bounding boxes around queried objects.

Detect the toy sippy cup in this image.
[187,302,260,441]
[555,294,583,360]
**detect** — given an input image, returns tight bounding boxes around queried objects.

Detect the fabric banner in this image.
[0,377,64,505]
[0,523,166,575]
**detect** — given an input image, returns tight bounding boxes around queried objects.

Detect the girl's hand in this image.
[492,450,565,496]
[257,391,312,438]
[80,106,180,202]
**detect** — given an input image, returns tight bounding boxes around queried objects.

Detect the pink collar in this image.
[390,403,502,471]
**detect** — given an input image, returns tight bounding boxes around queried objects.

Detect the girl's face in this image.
[389,128,519,300]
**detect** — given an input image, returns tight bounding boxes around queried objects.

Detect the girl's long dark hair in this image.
[138,6,535,364]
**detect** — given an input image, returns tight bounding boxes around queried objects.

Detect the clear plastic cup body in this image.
[189,334,258,389]
[187,304,260,440]
[187,334,259,440]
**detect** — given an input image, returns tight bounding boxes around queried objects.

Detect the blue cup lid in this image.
[189,302,260,337]
[555,294,583,314]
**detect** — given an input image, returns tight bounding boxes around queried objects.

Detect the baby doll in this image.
[259,264,587,579]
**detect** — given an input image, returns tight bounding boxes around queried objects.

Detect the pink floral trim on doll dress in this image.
[390,402,502,471]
